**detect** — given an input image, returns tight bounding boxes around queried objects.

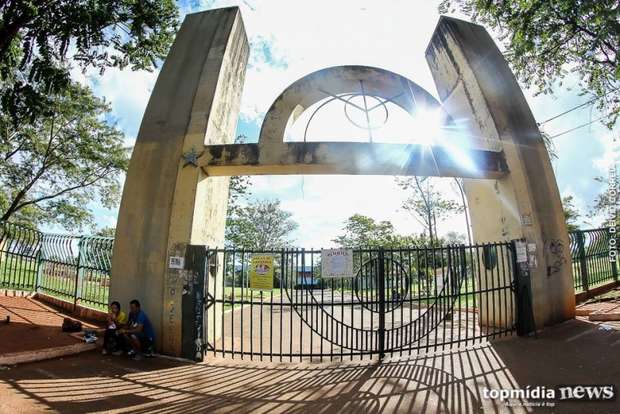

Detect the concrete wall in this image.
[110,7,249,356]
[426,17,575,328]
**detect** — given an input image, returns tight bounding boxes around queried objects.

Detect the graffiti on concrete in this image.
[546,239,567,276]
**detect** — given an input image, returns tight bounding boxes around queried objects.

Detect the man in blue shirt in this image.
[118,299,155,360]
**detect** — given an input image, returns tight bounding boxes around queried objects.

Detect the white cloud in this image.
[592,129,620,173]
[87,67,159,141]
[250,175,468,247]
[200,0,456,125]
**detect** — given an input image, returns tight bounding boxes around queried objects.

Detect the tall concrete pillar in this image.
[110,7,249,356]
[426,17,575,329]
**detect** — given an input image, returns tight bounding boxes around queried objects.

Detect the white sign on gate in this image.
[321,248,353,278]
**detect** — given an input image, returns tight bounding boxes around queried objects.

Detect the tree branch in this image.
[12,165,113,212]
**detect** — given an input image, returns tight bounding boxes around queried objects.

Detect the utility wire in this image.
[538,97,597,125]
[548,114,610,139]
[538,87,619,126]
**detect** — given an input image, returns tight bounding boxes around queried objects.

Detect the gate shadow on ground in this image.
[0,345,520,413]
[0,319,618,414]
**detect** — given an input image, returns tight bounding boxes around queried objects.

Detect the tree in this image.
[444,231,467,245]
[439,1,619,128]
[562,195,581,232]
[333,214,434,248]
[0,0,178,122]
[333,214,401,248]
[588,175,619,227]
[95,227,116,238]
[396,177,464,244]
[450,178,472,244]
[227,135,252,217]
[225,199,298,249]
[0,82,129,229]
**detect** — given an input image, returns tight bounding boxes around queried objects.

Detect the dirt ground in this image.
[0,296,101,355]
[0,318,619,414]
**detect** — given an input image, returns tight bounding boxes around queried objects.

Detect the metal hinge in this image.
[204,293,216,310]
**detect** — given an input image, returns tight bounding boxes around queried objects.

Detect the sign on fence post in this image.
[512,239,536,337]
[249,255,274,290]
[321,248,353,278]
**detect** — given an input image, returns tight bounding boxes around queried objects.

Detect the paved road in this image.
[211,289,498,359]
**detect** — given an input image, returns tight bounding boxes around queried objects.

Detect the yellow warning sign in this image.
[249,255,274,290]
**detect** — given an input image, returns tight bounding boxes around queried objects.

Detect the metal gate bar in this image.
[199,242,517,362]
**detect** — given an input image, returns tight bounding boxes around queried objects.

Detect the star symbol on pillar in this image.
[182,148,204,168]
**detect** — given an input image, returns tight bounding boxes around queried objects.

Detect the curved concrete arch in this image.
[258,65,444,146]
[196,65,507,178]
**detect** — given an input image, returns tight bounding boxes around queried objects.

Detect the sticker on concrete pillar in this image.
[169,256,185,269]
[321,248,353,278]
[249,255,274,290]
[521,214,533,226]
[527,243,537,268]
[515,241,527,263]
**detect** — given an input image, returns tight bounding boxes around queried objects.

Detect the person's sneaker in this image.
[111,350,123,356]
[84,335,97,344]
[101,349,108,355]
[127,350,136,357]
[131,353,144,361]
[144,346,154,358]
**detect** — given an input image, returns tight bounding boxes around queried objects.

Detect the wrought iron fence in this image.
[198,242,518,361]
[0,221,113,309]
[2,220,616,316]
[568,228,618,292]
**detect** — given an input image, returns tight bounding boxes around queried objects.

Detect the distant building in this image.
[295,266,321,289]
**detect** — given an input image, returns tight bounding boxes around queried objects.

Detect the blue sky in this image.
[72,0,617,246]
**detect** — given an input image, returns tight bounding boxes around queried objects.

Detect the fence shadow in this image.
[492,318,620,414]
[1,319,619,414]
[1,343,526,414]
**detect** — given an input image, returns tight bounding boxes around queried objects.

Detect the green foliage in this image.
[0,82,129,230]
[225,199,299,249]
[333,214,454,248]
[439,0,619,128]
[0,0,178,122]
[540,129,558,160]
[95,227,117,237]
[562,195,581,231]
[444,231,467,245]
[396,176,464,244]
[227,135,252,217]
[333,214,401,248]
[589,175,619,226]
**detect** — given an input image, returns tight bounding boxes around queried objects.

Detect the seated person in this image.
[102,301,128,355]
[118,299,155,360]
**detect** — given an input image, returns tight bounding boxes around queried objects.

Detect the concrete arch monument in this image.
[111,7,574,356]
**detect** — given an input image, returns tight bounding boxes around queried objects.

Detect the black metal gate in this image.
[185,242,525,362]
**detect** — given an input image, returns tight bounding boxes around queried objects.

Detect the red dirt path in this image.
[0,296,101,355]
